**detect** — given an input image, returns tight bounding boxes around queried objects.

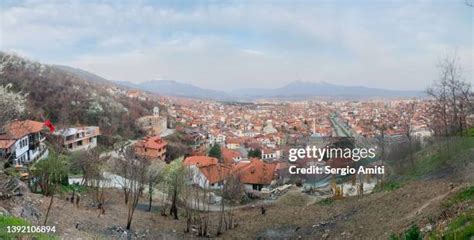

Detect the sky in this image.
[0,0,472,91]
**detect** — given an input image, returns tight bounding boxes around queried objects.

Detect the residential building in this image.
[0,120,49,166]
[54,126,100,152]
[184,156,230,189]
[134,135,167,161]
[232,158,277,191]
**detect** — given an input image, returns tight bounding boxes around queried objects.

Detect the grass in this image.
[467,128,474,137]
[389,224,423,240]
[278,192,310,207]
[373,180,401,193]
[441,211,474,240]
[317,197,334,206]
[443,185,474,208]
[407,137,474,178]
[0,215,57,240]
[428,210,474,240]
[58,183,88,194]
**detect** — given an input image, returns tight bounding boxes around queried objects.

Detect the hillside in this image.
[0,52,156,144]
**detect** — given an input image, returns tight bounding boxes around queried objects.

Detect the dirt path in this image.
[404,184,464,220]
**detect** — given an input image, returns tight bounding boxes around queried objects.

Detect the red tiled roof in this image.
[0,139,15,149]
[232,158,276,185]
[0,120,44,140]
[199,164,231,184]
[184,156,218,167]
[221,147,240,165]
[135,136,167,150]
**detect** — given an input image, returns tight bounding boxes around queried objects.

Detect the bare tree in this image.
[399,101,417,168]
[113,141,134,204]
[427,55,472,137]
[146,160,165,212]
[222,174,244,232]
[115,146,150,230]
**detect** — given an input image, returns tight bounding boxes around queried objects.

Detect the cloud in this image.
[0,0,472,91]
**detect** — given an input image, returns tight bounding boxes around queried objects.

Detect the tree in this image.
[31,150,69,225]
[116,146,150,230]
[146,161,165,212]
[248,148,262,158]
[208,143,222,160]
[0,84,27,127]
[217,174,244,235]
[399,101,417,169]
[113,141,134,204]
[163,160,188,220]
[427,54,472,137]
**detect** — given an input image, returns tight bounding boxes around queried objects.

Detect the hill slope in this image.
[0,52,156,143]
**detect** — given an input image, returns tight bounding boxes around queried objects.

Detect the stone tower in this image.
[153,106,160,116]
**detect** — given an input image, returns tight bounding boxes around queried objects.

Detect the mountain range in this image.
[115,79,423,100]
[4,53,423,101]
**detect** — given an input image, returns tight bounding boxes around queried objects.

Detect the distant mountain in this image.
[115,80,232,100]
[233,81,423,99]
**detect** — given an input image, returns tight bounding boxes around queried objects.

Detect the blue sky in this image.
[1,0,472,91]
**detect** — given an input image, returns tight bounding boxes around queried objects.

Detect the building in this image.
[54,126,100,152]
[221,147,242,164]
[136,106,168,136]
[184,156,277,191]
[134,136,167,161]
[184,156,230,189]
[232,158,277,191]
[0,120,49,166]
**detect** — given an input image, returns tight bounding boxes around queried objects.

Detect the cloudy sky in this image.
[1,0,472,91]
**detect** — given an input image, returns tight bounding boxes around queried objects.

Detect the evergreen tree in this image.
[208,143,222,159]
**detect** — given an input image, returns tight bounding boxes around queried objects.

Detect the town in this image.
[1,0,473,239]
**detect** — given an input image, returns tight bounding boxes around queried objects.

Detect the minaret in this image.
[312,118,316,135]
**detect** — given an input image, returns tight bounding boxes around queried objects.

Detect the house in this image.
[0,120,49,166]
[261,148,281,161]
[53,126,100,152]
[134,135,167,161]
[231,158,277,191]
[221,147,242,164]
[184,156,230,189]
[225,138,241,149]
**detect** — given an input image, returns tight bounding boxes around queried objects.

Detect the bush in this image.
[404,224,422,240]
[374,180,401,192]
[318,197,334,205]
[389,225,423,240]
[3,160,11,169]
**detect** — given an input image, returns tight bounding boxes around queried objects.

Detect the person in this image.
[261,206,266,215]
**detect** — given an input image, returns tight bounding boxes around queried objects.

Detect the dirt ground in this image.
[219,162,474,239]
[2,162,473,239]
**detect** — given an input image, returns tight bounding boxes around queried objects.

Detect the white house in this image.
[0,120,49,166]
